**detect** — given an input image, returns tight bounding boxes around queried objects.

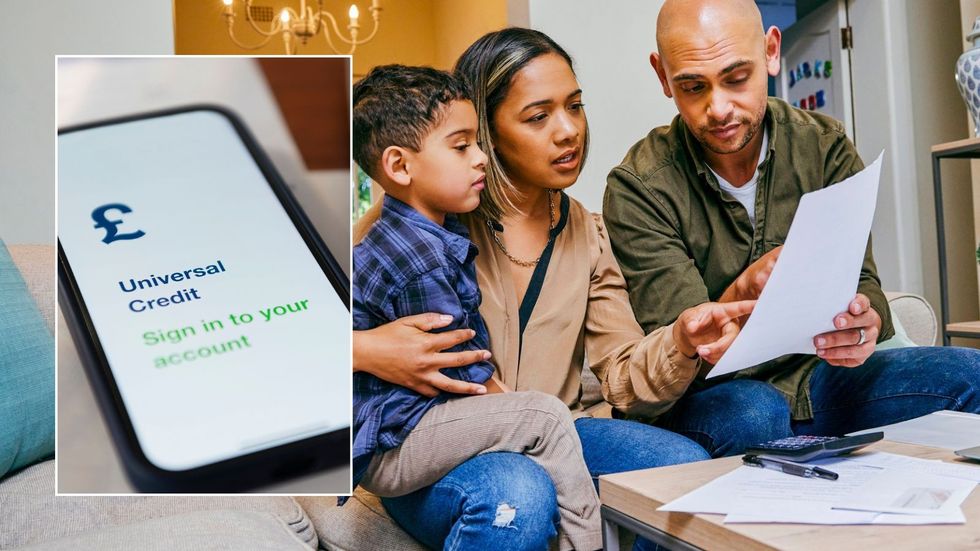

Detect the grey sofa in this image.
[0,244,939,550]
[2,245,327,550]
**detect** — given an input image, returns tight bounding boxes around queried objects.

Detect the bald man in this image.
[603,0,980,457]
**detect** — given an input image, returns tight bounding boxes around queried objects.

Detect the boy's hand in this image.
[353,313,492,397]
[674,300,757,364]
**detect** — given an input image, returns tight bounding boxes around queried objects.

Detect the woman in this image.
[352,28,762,550]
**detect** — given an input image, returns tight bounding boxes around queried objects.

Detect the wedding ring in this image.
[857,328,866,346]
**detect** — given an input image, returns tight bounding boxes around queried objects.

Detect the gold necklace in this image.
[488,191,557,267]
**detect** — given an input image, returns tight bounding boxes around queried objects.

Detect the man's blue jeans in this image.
[381,417,709,550]
[794,346,980,435]
[655,347,980,456]
[654,379,794,457]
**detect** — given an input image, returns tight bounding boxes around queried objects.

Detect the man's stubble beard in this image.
[695,102,767,156]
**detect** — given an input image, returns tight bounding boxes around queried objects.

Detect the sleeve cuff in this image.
[859,285,894,343]
[618,324,699,418]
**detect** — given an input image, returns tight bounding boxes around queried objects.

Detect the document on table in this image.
[657,453,977,525]
[832,468,974,516]
[847,451,980,483]
[709,153,883,378]
[725,502,967,525]
[849,410,980,451]
[658,457,881,517]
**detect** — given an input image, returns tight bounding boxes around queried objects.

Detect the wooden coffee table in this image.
[598,441,980,550]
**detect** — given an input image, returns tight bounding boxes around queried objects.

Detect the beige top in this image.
[354,194,699,419]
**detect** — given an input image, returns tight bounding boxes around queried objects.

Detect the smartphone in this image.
[58,105,351,492]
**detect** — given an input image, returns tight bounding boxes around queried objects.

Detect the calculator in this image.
[745,432,884,462]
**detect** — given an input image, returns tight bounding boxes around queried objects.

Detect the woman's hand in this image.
[353,313,492,397]
[673,300,757,364]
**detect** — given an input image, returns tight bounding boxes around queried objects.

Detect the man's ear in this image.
[764,26,782,77]
[650,52,673,99]
[380,146,411,188]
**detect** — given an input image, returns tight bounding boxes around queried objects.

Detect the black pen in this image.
[742,454,839,481]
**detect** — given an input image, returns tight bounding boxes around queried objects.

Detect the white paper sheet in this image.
[657,458,883,515]
[709,153,883,378]
[832,469,975,516]
[725,506,966,525]
[658,453,976,525]
[847,451,980,483]
[849,410,980,451]
[724,500,879,524]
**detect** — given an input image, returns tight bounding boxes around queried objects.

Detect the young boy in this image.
[352,65,601,550]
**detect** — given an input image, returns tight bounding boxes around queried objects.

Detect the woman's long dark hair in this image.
[454,27,589,221]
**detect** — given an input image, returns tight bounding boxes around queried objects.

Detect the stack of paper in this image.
[658,452,980,525]
[849,411,980,451]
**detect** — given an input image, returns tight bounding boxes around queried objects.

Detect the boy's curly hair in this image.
[353,64,472,181]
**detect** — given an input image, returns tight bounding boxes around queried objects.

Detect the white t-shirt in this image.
[707,129,769,229]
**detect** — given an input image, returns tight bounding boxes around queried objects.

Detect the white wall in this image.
[0,1,174,245]
[907,0,977,327]
[528,0,673,212]
[850,0,977,324]
[848,0,922,296]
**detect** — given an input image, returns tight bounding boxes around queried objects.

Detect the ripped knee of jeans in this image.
[492,502,518,529]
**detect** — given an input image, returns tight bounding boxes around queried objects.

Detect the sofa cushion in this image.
[875,309,917,351]
[297,490,426,551]
[0,461,317,549]
[14,509,312,551]
[7,245,54,334]
[883,291,937,347]
[0,240,55,479]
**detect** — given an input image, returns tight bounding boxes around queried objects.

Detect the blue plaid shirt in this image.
[351,195,494,487]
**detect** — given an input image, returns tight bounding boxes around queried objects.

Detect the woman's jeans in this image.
[381,417,709,550]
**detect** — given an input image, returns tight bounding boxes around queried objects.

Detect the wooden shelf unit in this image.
[932,137,980,345]
[947,320,980,339]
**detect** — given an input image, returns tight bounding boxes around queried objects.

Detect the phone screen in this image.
[58,109,350,472]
